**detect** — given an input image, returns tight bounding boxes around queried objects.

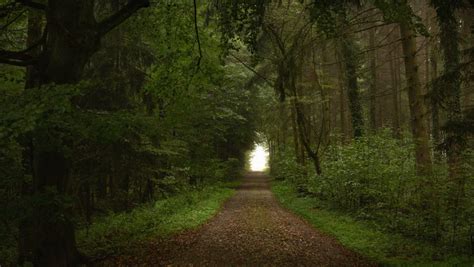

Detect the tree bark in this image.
[24,8,44,89]
[341,36,364,138]
[19,1,149,266]
[460,7,473,110]
[399,21,433,175]
[335,46,348,142]
[434,2,463,180]
[293,98,322,175]
[369,27,377,131]
[18,8,44,265]
[290,104,303,164]
[389,49,401,138]
[430,41,441,161]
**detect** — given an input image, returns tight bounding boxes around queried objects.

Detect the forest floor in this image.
[103,172,374,266]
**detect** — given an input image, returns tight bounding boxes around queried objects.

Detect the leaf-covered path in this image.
[110,172,374,266]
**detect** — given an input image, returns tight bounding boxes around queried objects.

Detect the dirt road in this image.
[109,172,374,266]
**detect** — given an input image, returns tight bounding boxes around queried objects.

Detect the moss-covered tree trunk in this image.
[335,46,348,142]
[340,35,364,138]
[432,0,464,243]
[433,1,463,181]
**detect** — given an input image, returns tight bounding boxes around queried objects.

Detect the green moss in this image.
[272,181,473,266]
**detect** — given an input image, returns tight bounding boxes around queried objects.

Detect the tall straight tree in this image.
[309,1,364,138]
[397,5,433,175]
[368,27,377,131]
[431,0,466,240]
[431,0,463,179]
[339,15,364,138]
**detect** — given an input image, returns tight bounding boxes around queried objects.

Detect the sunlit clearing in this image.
[249,144,268,171]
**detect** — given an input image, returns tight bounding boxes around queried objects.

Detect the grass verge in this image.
[272,181,473,266]
[77,183,236,260]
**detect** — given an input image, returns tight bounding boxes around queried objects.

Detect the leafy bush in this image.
[272,129,474,254]
[270,149,309,192]
[311,130,416,216]
[272,181,472,265]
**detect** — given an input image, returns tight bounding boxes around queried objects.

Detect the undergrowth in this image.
[77,183,236,260]
[272,181,473,266]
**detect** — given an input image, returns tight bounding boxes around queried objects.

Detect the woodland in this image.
[0,0,473,266]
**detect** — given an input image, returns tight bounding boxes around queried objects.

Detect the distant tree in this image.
[375,0,433,175]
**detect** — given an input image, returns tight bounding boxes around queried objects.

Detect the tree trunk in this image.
[294,99,322,175]
[319,45,331,146]
[430,42,441,161]
[396,43,404,130]
[460,8,473,110]
[27,3,99,266]
[290,74,322,175]
[22,1,149,265]
[18,8,44,265]
[389,49,401,138]
[290,104,303,164]
[435,3,463,180]
[341,36,364,138]
[433,3,464,242]
[399,21,433,175]
[25,8,44,89]
[335,46,348,142]
[369,27,377,131]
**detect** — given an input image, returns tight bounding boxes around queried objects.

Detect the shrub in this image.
[270,149,309,193]
[272,129,474,253]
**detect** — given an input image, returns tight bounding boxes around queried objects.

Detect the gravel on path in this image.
[106,172,376,266]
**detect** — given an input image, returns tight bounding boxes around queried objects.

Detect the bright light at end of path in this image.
[249,145,269,171]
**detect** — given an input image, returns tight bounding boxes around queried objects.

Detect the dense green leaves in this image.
[0,1,262,265]
[271,130,474,253]
[1,0,473,265]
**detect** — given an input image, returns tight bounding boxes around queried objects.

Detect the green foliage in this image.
[272,181,473,265]
[270,148,308,186]
[76,184,235,261]
[373,0,429,36]
[309,0,429,37]
[0,1,260,264]
[311,130,416,213]
[271,130,474,257]
[213,0,268,53]
[309,0,348,37]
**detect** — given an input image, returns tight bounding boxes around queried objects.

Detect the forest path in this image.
[111,172,374,266]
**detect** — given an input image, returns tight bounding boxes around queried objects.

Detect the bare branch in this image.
[1,49,32,61]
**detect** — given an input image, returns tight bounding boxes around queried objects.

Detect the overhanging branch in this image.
[0,29,45,66]
[0,49,34,61]
[16,0,46,10]
[98,0,150,36]
[0,57,35,66]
